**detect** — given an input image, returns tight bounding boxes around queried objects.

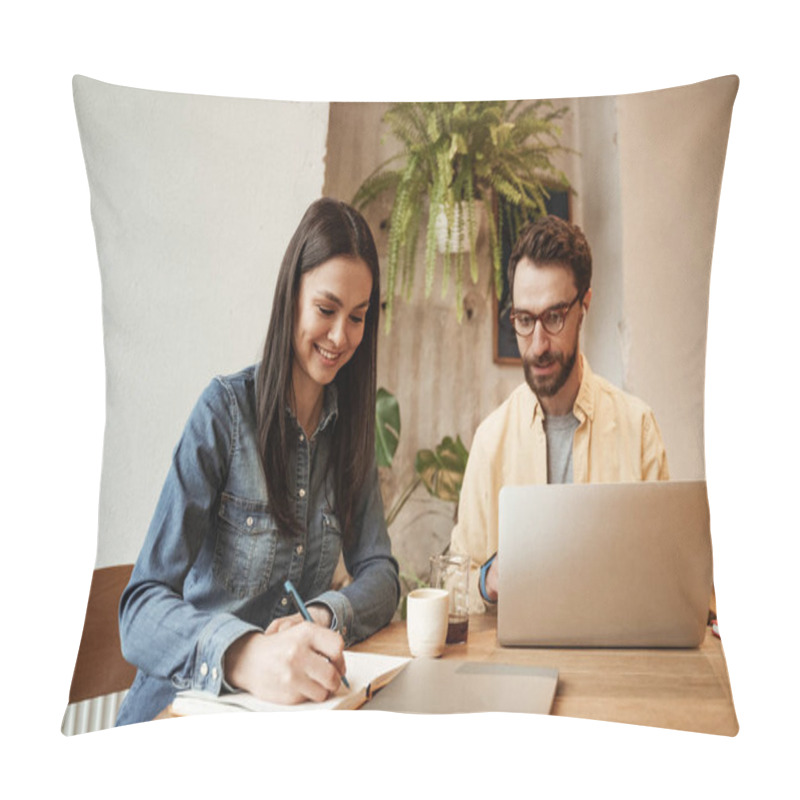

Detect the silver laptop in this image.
[497,481,713,648]
[364,660,558,715]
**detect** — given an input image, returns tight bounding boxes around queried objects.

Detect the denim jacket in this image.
[116,364,399,725]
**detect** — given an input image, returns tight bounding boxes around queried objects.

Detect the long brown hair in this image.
[256,198,380,548]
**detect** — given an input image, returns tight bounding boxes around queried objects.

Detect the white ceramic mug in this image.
[406,588,449,658]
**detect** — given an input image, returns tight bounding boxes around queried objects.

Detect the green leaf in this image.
[375,387,401,468]
[414,435,469,503]
[352,99,573,327]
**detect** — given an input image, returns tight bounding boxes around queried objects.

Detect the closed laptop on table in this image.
[497,480,713,648]
[364,659,558,714]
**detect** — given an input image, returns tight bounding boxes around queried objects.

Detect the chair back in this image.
[68,564,137,703]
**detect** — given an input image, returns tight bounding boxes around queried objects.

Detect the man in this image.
[450,215,669,612]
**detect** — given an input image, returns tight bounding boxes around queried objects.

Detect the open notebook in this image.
[171,651,411,714]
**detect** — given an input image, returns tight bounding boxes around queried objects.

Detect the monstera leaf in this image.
[414,435,469,503]
[378,391,469,527]
[375,387,401,468]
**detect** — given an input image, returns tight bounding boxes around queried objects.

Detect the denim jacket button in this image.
[200,662,209,677]
[281,597,288,607]
[299,433,305,442]
[211,667,218,681]
[246,516,254,527]
[298,488,306,498]
[296,544,304,555]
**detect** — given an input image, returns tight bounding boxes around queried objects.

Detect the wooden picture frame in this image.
[492,189,572,364]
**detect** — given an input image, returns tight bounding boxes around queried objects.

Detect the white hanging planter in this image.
[434,201,483,254]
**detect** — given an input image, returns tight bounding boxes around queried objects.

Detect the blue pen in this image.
[284,580,350,689]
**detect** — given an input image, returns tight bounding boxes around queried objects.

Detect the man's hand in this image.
[224,622,346,704]
[484,558,499,602]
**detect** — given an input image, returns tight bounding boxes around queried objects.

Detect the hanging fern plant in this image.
[353,100,571,330]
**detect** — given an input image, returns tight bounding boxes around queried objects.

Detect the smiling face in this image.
[291,255,373,406]
[513,258,591,416]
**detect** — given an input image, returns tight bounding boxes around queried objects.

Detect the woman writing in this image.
[116,198,399,725]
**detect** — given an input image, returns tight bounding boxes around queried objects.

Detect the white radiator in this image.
[61,690,128,736]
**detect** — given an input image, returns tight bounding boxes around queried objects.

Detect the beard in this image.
[523,344,578,400]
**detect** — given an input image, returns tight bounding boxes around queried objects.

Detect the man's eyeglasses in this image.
[509,293,583,337]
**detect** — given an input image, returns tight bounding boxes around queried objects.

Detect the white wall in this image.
[73,78,330,566]
[574,94,625,389]
[616,78,738,479]
[572,79,737,482]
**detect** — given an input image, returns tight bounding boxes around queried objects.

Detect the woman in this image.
[116,198,400,725]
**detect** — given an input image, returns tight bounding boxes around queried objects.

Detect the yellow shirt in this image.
[450,356,669,613]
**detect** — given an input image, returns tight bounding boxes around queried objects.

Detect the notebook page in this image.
[172,651,410,714]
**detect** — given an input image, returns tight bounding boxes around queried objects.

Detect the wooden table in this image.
[350,613,739,736]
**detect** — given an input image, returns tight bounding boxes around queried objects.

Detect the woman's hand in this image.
[224,622,346,704]
[264,604,333,634]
